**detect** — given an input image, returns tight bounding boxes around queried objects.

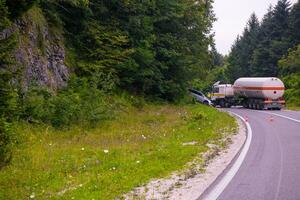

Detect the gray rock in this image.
[0,9,70,91]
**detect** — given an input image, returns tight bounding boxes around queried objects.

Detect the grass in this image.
[286,104,300,111]
[0,104,236,200]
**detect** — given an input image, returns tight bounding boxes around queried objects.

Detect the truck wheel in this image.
[254,104,257,110]
[225,102,231,108]
[255,104,260,110]
[220,99,225,108]
[248,103,252,109]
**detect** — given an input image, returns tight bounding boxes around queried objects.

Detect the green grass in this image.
[0,104,236,200]
[286,105,300,111]
[286,101,300,111]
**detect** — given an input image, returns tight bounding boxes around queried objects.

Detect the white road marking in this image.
[203,112,253,200]
[257,111,300,123]
[274,122,284,200]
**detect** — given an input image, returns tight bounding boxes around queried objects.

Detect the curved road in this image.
[201,108,300,200]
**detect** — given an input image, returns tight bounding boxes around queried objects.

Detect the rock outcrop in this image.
[1,6,69,90]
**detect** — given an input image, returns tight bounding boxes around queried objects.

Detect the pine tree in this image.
[226,13,260,81]
[288,0,300,46]
[0,0,18,168]
[211,44,224,67]
[251,0,291,76]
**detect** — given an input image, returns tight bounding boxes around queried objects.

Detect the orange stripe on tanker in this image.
[233,86,285,91]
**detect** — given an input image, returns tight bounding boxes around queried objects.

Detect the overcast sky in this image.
[213,0,298,55]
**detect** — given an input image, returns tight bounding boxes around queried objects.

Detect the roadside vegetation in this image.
[279,44,300,110]
[0,104,236,200]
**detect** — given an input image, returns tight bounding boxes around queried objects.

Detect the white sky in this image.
[213,0,298,55]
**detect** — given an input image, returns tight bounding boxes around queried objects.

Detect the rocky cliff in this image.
[0,6,69,90]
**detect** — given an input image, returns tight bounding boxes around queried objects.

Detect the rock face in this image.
[1,7,70,90]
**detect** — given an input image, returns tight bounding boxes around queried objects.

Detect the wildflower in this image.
[79,184,83,187]
[142,135,147,139]
[136,160,140,164]
[30,193,35,199]
[81,147,85,151]
[103,149,109,154]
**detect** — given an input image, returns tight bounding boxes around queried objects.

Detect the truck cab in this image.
[210,83,234,107]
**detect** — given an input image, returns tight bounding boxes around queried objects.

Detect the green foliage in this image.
[289,1,300,45]
[192,66,229,93]
[281,73,300,107]
[226,13,260,81]
[21,77,117,128]
[5,0,38,19]
[39,0,215,101]
[0,118,15,168]
[278,44,300,107]
[0,0,216,166]
[0,0,19,168]
[279,44,300,76]
[226,0,297,80]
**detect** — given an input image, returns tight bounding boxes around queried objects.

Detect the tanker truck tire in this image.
[248,102,252,109]
[219,99,225,108]
[256,103,262,110]
[243,101,249,109]
[225,102,231,108]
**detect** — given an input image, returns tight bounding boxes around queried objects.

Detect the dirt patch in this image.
[123,115,246,200]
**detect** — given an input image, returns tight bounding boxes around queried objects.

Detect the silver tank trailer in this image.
[233,77,285,100]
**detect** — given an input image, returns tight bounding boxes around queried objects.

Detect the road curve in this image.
[201,108,300,200]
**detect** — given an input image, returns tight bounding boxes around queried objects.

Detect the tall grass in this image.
[21,78,123,128]
[0,104,236,200]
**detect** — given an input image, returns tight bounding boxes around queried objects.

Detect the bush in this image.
[21,78,118,128]
[0,118,15,168]
[282,73,300,107]
[284,89,300,107]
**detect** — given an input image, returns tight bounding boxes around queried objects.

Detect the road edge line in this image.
[257,111,300,123]
[202,112,253,200]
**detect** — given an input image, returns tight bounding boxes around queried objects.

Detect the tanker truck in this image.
[210,77,285,110]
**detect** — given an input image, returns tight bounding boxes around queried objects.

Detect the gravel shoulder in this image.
[124,114,247,200]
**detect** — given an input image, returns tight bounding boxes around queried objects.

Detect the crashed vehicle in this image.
[189,89,213,106]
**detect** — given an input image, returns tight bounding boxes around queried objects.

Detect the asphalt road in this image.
[201,108,300,200]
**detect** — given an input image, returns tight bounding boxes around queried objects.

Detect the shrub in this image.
[282,73,300,107]
[21,77,118,128]
[0,118,15,168]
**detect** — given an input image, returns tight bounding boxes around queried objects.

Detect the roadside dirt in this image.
[123,115,246,200]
